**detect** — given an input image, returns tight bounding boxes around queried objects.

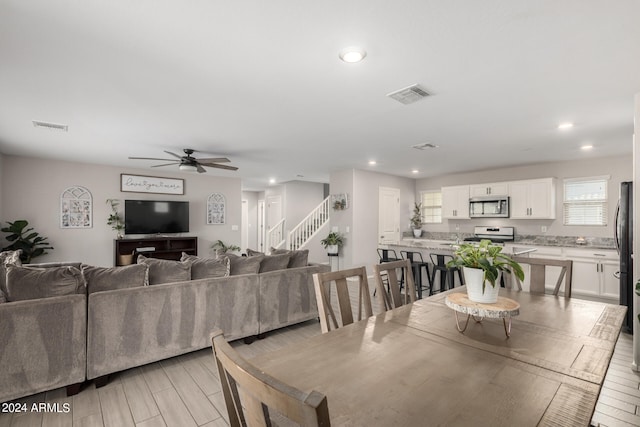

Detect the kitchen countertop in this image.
[388,238,616,251]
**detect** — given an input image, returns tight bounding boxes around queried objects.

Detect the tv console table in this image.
[114,236,197,266]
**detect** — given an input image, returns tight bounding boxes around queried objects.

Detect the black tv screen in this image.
[125,200,189,235]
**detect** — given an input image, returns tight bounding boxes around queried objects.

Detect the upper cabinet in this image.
[441,185,470,219]
[509,178,556,219]
[469,182,509,197]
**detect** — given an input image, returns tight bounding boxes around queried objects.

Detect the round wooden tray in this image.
[445,293,520,337]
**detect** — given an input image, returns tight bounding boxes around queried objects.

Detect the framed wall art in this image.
[120,174,185,195]
[60,186,93,228]
[207,193,226,224]
[331,193,349,210]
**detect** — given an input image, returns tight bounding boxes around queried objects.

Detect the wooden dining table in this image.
[250,287,627,427]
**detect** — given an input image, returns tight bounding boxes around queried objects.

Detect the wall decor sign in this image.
[60,186,93,228]
[207,193,226,224]
[120,174,184,195]
[331,193,349,210]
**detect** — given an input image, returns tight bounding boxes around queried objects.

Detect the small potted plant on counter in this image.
[447,239,524,303]
[321,231,344,255]
[410,202,423,237]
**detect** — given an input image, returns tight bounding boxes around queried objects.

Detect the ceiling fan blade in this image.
[151,162,180,168]
[164,151,183,159]
[196,157,231,163]
[129,156,177,161]
[201,162,239,171]
[196,164,207,173]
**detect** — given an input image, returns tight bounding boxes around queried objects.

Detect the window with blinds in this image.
[421,191,442,224]
[563,177,608,226]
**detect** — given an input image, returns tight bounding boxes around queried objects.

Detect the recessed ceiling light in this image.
[581,145,593,150]
[339,47,366,63]
[368,160,377,165]
[269,178,276,184]
[558,122,574,130]
[411,169,419,174]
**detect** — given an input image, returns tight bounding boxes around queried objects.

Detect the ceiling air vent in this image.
[387,84,430,105]
[412,143,439,150]
[32,120,68,132]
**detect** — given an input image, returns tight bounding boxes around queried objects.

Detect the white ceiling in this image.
[1,1,639,190]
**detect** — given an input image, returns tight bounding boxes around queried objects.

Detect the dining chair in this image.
[210,329,331,427]
[313,266,373,333]
[373,259,417,311]
[511,256,573,297]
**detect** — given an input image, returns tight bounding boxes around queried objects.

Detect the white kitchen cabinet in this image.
[563,248,619,302]
[509,178,556,219]
[469,182,509,197]
[441,185,470,219]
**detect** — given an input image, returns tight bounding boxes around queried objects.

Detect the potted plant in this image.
[106,199,125,239]
[1,220,53,264]
[410,202,423,237]
[321,231,344,255]
[447,239,524,303]
[211,240,241,255]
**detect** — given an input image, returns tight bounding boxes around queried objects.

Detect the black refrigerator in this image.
[616,181,633,333]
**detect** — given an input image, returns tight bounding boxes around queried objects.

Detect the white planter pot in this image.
[463,267,500,304]
[412,228,423,238]
[327,245,339,255]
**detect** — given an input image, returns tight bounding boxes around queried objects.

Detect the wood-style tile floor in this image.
[1,290,637,426]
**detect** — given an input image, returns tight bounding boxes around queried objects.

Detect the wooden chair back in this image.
[313,267,373,333]
[373,259,417,311]
[511,256,573,297]
[210,329,331,427]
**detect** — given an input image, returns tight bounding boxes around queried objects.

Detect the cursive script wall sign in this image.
[120,174,185,195]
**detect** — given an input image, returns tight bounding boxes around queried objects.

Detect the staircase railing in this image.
[267,218,286,250]
[288,196,330,250]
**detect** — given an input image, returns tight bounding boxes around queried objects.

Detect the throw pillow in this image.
[246,248,264,257]
[225,253,263,275]
[0,250,22,302]
[137,255,192,285]
[180,253,230,279]
[259,253,292,273]
[82,264,149,294]
[5,265,84,302]
[270,248,309,268]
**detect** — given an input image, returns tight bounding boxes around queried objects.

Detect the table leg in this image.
[453,311,472,333]
[502,316,512,338]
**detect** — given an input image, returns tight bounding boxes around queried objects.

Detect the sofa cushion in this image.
[226,253,263,275]
[5,265,84,301]
[270,248,309,268]
[181,253,230,279]
[137,255,192,285]
[246,248,264,257]
[258,253,291,273]
[0,250,22,302]
[83,264,149,294]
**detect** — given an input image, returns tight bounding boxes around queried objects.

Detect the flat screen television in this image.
[125,200,189,235]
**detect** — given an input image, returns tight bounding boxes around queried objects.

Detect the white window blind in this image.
[421,191,442,224]
[563,177,608,226]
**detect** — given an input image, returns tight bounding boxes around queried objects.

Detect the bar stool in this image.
[400,251,432,299]
[376,248,403,296]
[429,254,464,295]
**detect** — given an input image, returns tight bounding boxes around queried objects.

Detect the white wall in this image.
[0,153,3,222]
[633,93,639,371]
[329,169,416,270]
[1,155,243,266]
[242,191,259,252]
[416,155,632,239]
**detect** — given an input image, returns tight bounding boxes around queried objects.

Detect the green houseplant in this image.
[448,239,524,303]
[321,231,344,255]
[1,220,53,263]
[106,199,125,238]
[410,202,423,237]
[211,240,241,255]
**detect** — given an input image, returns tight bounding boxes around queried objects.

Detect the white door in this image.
[266,195,283,248]
[257,200,265,252]
[241,200,249,251]
[378,187,400,244]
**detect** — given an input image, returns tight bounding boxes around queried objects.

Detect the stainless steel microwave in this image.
[469,196,509,218]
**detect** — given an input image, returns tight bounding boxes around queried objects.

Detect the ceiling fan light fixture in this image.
[179,164,198,172]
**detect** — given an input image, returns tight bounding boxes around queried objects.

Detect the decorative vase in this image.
[463,267,500,304]
[412,228,422,238]
[327,245,339,255]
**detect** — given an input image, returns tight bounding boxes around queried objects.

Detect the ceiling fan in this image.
[129,148,238,173]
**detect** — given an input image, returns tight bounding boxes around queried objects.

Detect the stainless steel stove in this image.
[463,226,515,244]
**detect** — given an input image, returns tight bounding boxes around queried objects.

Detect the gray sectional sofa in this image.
[0,251,329,403]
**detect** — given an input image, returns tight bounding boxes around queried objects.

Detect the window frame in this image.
[562,175,609,226]
[420,190,442,224]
